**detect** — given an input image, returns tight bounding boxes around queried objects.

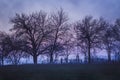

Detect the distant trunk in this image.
[76,54,79,63]
[88,48,91,63]
[33,55,37,64]
[49,44,56,63]
[107,49,111,62]
[88,40,91,63]
[65,50,69,63]
[61,58,63,64]
[65,55,69,63]
[84,52,87,62]
[50,52,53,63]
[1,53,4,65]
[1,56,4,65]
[12,51,19,65]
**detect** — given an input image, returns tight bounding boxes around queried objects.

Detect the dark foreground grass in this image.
[0,64,120,80]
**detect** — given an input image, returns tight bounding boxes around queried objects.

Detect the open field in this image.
[0,64,120,80]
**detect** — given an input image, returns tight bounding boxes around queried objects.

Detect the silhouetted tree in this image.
[63,31,75,63]
[48,8,69,63]
[10,11,51,64]
[101,20,114,62]
[6,34,29,65]
[0,32,11,65]
[112,19,120,62]
[76,41,88,62]
[75,16,104,63]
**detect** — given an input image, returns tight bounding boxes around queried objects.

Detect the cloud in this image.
[0,0,120,32]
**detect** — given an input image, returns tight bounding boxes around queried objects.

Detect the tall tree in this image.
[10,11,51,64]
[75,16,104,63]
[112,19,120,62]
[48,8,69,63]
[101,20,114,62]
[63,31,75,63]
[0,32,11,65]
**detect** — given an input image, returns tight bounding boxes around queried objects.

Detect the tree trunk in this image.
[108,50,111,62]
[88,40,91,63]
[1,56,4,65]
[33,55,37,64]
[50,53,53,63]
[65,55,68,63]
[2,57,4,65]
[88,48,91,63]
[61,58,63,64]
[76,54,79,63]
[84,53,87,63]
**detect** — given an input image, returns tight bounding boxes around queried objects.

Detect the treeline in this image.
[0,8,120,65]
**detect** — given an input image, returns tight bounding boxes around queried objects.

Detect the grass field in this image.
[0,64,120,80]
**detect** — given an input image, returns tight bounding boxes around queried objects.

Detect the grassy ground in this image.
[0,64,120,80]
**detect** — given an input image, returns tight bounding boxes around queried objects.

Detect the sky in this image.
[0,0,120,32]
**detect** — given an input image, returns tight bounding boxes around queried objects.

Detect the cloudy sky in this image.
[0,0,120,32]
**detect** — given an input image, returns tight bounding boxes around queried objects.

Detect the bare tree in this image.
[48,8,69,63]
[10,11,51,64]
[0,32,11,65]
[6,34,29,65]
[74,16,104,63]
[101,20,115,62]
[63,31,75,63]
[112,19,120,62]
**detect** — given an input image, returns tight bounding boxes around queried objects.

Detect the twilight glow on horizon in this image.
[0,0,120,32]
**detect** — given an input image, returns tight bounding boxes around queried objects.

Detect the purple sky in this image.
[0,0,120,32]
